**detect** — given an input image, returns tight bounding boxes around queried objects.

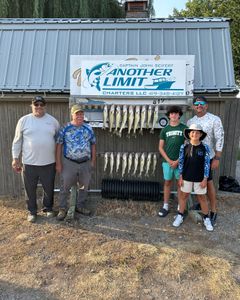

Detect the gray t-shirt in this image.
[12,113,59,165]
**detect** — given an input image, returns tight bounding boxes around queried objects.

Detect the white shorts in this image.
[180,180,207,195]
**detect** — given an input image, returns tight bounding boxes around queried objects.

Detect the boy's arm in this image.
[159,139,171,163]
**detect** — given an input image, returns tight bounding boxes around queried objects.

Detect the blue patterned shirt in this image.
[178,142,210,182]
[56,122,96,160]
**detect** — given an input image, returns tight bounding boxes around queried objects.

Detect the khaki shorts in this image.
[180,180,207,195]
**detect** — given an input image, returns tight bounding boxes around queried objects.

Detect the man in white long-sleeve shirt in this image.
[12,96,60,222]
[187,96,224,226]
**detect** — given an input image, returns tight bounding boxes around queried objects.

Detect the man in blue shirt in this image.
[56,104,96,220]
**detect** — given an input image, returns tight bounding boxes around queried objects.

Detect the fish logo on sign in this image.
[86,62,113,91]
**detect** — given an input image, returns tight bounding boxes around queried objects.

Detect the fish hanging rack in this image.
[99,151,159,178]
[75,103,174,130]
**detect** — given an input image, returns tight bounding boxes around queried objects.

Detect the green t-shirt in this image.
[160,123,187,161]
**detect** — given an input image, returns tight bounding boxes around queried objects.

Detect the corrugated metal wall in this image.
[0,18,236,93]
[0,18,238,196]
[1,96,239,196]
[0,99,69,196]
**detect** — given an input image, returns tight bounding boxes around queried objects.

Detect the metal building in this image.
[0,18,238,196]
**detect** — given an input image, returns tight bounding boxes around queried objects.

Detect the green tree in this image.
[0,0,123,18]
[148,0,155,17]
[0,0,9,17]
[172,0,240,83]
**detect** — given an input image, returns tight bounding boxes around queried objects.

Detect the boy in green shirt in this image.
[158,106,187,217]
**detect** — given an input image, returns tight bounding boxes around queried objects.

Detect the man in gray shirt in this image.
[12,96,60,222]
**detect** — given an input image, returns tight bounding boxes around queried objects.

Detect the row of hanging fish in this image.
[102,104,160,136]
[103,152,158,178]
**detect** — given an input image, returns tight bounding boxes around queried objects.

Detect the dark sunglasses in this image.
[33,102,45,107]
[193,101,206,106]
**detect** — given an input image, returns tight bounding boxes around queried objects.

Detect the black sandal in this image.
[158,208,169,217]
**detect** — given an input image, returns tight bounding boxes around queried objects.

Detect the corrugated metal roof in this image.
[0,18,236,94]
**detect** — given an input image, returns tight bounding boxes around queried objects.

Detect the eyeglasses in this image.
[193,101,206,106]
[33,102,45,107]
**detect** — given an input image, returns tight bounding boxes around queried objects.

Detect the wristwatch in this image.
[214,156,221,161]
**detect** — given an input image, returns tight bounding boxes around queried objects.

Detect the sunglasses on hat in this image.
[193,101,206,106]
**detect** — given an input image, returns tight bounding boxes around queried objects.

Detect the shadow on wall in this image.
[0,280,58,300]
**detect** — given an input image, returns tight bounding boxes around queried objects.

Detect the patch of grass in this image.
[237,148,240,160]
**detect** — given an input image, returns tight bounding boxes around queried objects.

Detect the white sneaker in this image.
[203,217,214,231]
[173,214,183,227]
[27,214,37,223]
[46,211,54,218]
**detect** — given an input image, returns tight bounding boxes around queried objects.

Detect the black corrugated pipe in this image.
[101,179,161,201]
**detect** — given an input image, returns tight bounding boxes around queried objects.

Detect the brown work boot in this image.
[75,207,91,216]
[56,209,67,221]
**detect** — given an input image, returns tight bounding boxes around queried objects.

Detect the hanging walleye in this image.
[139,105,146,135]
[103,152,109,172]
[116,152,121,173]
[114,105,121,135]
[127,152,133,174]
[152,153,157,175]
[139,152,146,178]
[133,105,140,136]
[150,105,159,133]
[132,152,139,176]
[109,152,114,175]
[119,105,128,137]
[121,153,128,177]
[146,105,152,129]
[127,105,134,136]
[145,153,152,177]
[109,104,115,133]
[102,105,108,130]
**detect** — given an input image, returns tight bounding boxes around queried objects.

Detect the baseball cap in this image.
[71,104,85,114]
[32,96,46,104]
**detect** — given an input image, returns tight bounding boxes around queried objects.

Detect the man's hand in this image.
[55,162,62,173]
[12,158,22,173]
[211,159,220,170]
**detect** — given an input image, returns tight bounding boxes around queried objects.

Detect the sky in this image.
[153,0,187,18]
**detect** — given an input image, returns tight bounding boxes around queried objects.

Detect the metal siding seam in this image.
[209,29,216,87]
[63,30,70,89]
[185,28,188,55]
[51,30,59,88]
[173,29,176,55]
[138,29,140,55]
[113,29,117,54]
[3,30,14,87]
[161,29,164,54]
[27,30,37,87]
[223,28,233,87]
[89,29,93,55]
[77,30,82,53]
[221,29,229,86]
[149,28,152,54]
[126,29,128,54]
[15,31,24,88]
[102,29,105,55]
[39,31,47,88]
[197,29,203,88]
